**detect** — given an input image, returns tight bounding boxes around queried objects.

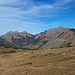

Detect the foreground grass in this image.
[0,47,75,75]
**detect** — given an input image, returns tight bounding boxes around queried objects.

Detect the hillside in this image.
[0,47,75,75]
[1,31,34,47]
[26,27,75,49]
[1,27,75,49]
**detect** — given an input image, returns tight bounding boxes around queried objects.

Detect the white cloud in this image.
[0,0,75,30]
[19,0,75,17]
[0,0,74,18]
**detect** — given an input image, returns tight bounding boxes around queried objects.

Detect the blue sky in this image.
[0,0,75,35]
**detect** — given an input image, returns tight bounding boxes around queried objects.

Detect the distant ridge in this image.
[1,31,34,47]
[0,27,75,49]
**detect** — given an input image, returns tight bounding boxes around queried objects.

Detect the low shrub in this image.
[0,50,16,54]
[12,46,21,49]
[4,44,12,48]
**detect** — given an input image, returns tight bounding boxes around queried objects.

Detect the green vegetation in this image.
[0,44,38,54]
[12,46,21,49]
[0,50,16,54]
[0,44,12,48]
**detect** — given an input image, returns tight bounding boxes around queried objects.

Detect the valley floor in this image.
[0,47,75,75]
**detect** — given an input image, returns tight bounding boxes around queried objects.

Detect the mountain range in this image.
[0,27,75,49]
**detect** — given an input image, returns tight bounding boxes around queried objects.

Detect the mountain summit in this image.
[1,31,34,47]
[26,27,75,49]
[0,27,75,49]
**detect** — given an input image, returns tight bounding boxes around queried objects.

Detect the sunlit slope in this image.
[26,27,75,49]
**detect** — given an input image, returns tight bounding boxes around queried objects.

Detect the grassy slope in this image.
[0,47,75,75]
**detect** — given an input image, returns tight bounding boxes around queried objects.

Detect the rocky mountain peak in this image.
[0,27,75,49]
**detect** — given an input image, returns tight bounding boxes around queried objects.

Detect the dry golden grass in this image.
[0,47,75,75]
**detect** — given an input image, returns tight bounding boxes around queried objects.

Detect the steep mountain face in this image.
[26,27,75,49]
[0,37,6,45]
[1,31,34,47]
[0,37,12,45]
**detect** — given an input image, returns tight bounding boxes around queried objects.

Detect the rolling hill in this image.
[0,46,75,75]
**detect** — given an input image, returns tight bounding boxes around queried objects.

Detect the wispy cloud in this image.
[0,0,74,18]
[0,0,75,35]
[0,0,74,17]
